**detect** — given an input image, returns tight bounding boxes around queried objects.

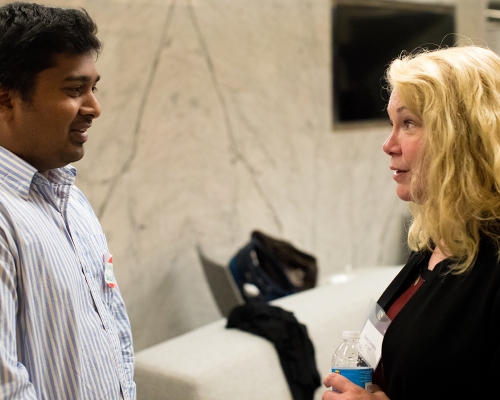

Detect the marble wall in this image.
[1,0,485,351]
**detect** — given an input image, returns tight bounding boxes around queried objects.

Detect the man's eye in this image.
[68,87,82,95]
[92,86,98,93]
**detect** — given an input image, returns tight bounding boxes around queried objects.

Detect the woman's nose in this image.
[383,131,400,156]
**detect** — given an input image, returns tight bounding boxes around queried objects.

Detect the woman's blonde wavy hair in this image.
[386,46,500,274]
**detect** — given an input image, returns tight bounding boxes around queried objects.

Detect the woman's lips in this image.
[393,169,409,183]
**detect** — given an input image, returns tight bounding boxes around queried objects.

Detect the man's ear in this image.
[0,88,14,121]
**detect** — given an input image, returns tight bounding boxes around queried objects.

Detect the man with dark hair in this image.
[0,3,135,399]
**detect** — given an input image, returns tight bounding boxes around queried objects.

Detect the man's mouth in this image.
[69,120,92,144]
[69,126,90,144]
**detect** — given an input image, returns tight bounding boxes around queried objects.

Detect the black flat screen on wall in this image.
[333,1,455,123]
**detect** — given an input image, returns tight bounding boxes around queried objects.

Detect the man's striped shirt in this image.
[0,146,136,399]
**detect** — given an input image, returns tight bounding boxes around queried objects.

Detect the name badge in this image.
[358,299,391,369]
[103,252,117,288]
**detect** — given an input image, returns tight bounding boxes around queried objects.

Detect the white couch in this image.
[134,266,401,400]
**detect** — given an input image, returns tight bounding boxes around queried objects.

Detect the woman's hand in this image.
[322,373,390,400]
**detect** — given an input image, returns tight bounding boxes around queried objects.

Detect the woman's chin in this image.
[396,186,412,202]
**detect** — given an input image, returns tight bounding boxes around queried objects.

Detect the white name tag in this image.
[358,300,392,369]
[103,252,117,288]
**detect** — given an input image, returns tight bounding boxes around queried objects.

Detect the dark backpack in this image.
[229,231,318,302]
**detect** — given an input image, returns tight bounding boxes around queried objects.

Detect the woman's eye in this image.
[92,86,98,93]
[404,120,415,129]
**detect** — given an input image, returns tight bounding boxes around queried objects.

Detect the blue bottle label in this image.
[332,367,372,391]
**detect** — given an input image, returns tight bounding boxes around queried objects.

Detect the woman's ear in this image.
[0,89,14,121]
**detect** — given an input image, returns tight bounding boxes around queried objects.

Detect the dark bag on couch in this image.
[229,230,318,302]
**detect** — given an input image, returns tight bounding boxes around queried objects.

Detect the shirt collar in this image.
[0,146,77,201]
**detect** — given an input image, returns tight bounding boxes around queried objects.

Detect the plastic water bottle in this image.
[331,331,372,392]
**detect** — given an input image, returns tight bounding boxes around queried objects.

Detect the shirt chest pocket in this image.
[16,219,115,311]
[20,233,82,297]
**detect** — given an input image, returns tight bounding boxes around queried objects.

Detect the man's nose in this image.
[80,91,101,119]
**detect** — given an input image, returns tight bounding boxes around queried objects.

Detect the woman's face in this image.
[383,91,425,202]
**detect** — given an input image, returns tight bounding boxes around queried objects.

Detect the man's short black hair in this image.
[0,2,102,102]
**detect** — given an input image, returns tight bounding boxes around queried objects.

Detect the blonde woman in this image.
[323,45,500,400]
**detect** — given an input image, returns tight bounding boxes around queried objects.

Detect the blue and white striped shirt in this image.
[0,147,136,399]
